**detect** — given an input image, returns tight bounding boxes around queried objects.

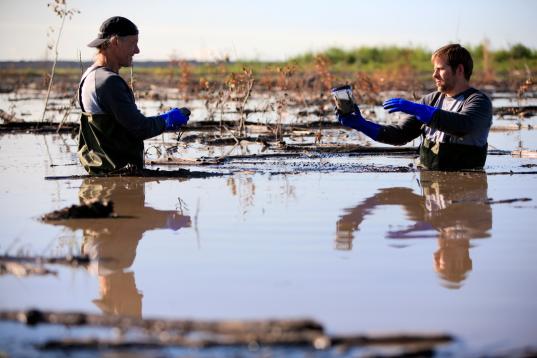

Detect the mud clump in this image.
[42,201,114,220]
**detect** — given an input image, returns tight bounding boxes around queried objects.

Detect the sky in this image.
[0,0,536,62]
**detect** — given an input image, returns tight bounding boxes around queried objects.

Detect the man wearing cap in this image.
[337,44,493,171]
[78,16,189,174]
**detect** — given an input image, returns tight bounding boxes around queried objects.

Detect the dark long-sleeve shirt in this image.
[80,65,165,140]
[77,65,166,173]
[377,88,493,170]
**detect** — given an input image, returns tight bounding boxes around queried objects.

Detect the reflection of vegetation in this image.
[227,176,256,216]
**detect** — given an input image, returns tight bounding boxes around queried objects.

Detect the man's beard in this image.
[437,79,454,93]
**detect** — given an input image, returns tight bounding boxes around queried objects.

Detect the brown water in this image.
[1,91,537,356]
[1,131,537,356]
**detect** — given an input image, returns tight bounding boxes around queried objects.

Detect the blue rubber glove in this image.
[337,104,381,140]
[383,98,437,124]
[160,108,189,131]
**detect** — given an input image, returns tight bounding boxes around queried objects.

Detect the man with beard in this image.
[338,44,492,170]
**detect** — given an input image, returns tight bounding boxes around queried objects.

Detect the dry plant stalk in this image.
[238,67,254,137]
[167,55,179,86]
[199,78,216,120]
[313,56,333,143]
[56,50,84,132]
[274,65,296,141]
[517,64,534,99]
[41,0,79,122]
[353,72,381,105]
[129,64,137,98]
[178,60,192,101]
[481,39,496,84]
[225,67,254,137]
[314,54,333,92]
[217,63,231,134]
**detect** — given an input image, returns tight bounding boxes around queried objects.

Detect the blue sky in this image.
[0,0,536,61]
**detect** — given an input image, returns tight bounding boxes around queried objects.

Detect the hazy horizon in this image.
[1,0,536,62]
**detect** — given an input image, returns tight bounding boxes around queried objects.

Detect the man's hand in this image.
[383,98,437,124]
[161,107,190,131]
[337,104,381,140]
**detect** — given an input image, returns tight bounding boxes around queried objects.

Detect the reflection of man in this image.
[48,178,191,317]
[335,171,491,288]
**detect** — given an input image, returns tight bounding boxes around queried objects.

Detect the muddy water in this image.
[1,90,537,355]
[1,130,537,356]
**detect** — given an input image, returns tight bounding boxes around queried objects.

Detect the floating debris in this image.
[494,105,537,117]
[0,109,21,122]
[0,120,78,134]
[42,200,114,220]
[45,165,224,180]
[512,150,537,159]
[486,197,532,205]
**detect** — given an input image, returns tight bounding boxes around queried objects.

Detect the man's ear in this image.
[456,63,465,77]
[109,36,119,47]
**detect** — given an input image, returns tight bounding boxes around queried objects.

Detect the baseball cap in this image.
[87,16,139,48]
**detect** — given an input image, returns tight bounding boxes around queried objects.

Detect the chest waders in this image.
[418,89,488,170]
[77,67,145,175]
[77,112,144,174]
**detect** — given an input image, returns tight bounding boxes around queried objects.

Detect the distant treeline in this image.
[1,43,535,78]
[290,43,537,73]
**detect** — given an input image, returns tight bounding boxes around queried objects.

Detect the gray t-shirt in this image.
[378,87,492,148]
[79,65,165,140]
[423,90,492,147]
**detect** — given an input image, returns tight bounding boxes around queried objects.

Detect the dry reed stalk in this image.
[199,78,217,121]
[224,68,254,138]
[129,64,137,99]
[353,72,381,105]
[273,65,296,141]
[238,67,254,137]
[178,60,192,101]
[41,0,79,123]
[314,54,333,92]
[481,39,496,84]
[517,64,534,99]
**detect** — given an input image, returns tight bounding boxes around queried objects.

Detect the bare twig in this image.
[41,0,79,123]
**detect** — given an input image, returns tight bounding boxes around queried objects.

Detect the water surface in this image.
[1,131,537,356]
